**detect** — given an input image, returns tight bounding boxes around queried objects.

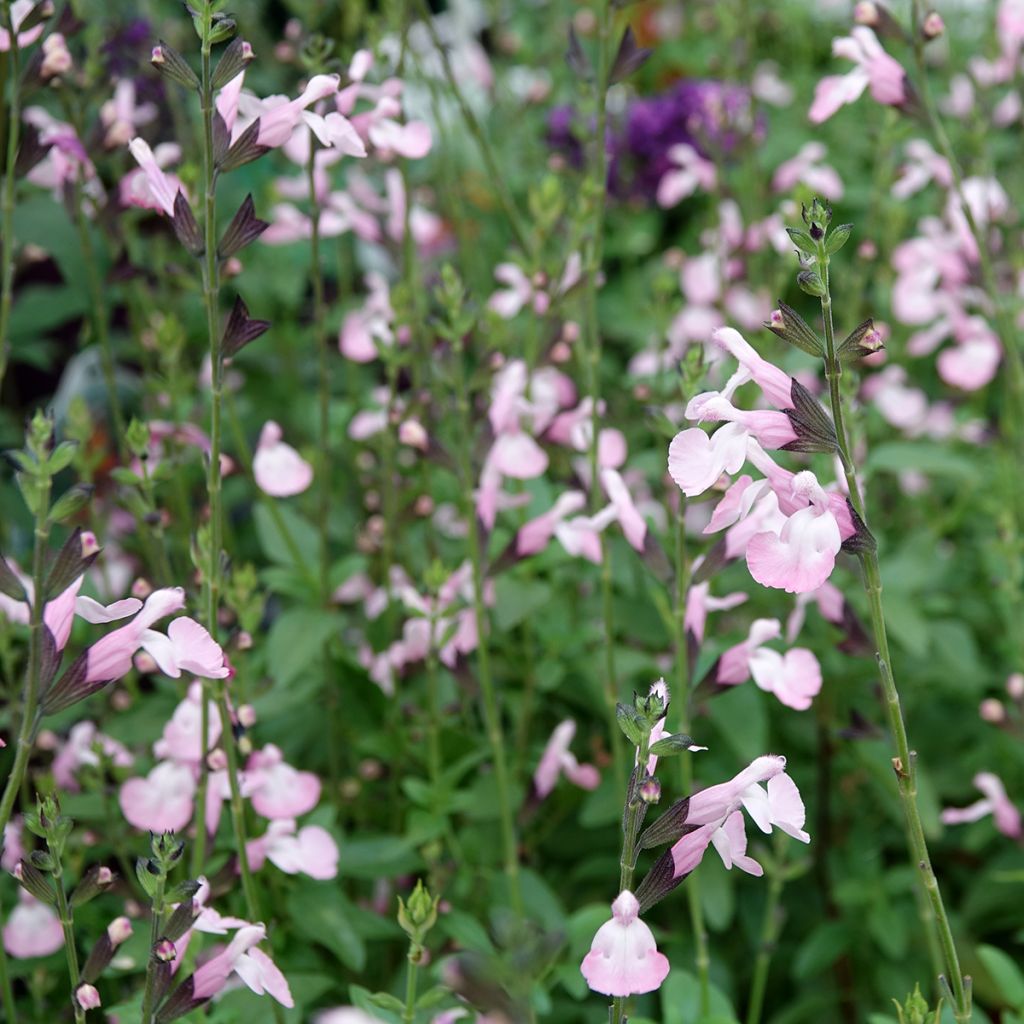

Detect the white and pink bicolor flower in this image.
[580,890,669,997]
[533,719,600,799]
[253,421,314,497]
[941,772,1022,839]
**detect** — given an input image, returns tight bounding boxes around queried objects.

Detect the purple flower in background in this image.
[547,78,763,201]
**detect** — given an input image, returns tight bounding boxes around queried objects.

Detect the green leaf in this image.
[286,882,366,971]
[794,920,850,978]
[265,607,340,687]
[866,442,982,482]
[254,502,319,568]
[660,970,738,1024]
[978,944,1024,1008]
[492,576,552,632]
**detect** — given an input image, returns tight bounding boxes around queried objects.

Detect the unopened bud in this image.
[41,34,73,80]
[980,698,1005,724]
[1007,673,1024,700]
[108,916,133,946]
[399,419,428,451]
[561,320,581,344]
[154,937,177,962]
[207,748,228,772]
[853,1,879,25]
[413,494,434,517]
[80,531,100,557]
[132,578,153,599]
[397,879,439,943]
[922,11,944,38]
[75,984,101,1010]
[236,630,253,651]
[639,777,661,804]
[237,704,257,728]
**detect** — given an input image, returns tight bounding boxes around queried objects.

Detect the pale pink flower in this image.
[746,471,844,594]
[667,422,748,498]
[689,395,798,450]
[785,581,845,642]
[684,576,748,646]
[941,772,1022,838]
[126,138,184,217]
[3,892,64,958]
[600,468,647,552]
[101,80,157,147]
[517,491,587,557]
[246,745,321,819]
[2,819,24,872]
[772,142,844,200]
[40,33,72,79]
[580,890,669,997]
[338,272,394,362]
[0,1,44,50]
[153,682,222,763]
[75,984,101,1010]
[809,27,907,124]
[533,720,600,799]
[670,755,809,879]
[315,1010,389,1024]
[52,721,133,790]
[227,73,343,148]
[253,421,314,497]
[192,923,294,1007]
[717,619,823,710]
[657,143,717,207]
[119,760,196,832]
[246,819,339,880]
[891,139,952,200]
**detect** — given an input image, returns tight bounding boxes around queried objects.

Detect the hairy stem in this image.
[816,241,971,1022]
[139,870,167,1024]
[53,873,85,1024]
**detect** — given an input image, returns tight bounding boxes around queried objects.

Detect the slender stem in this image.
[0,0,22,396]
[452,335,522,914]
[0,470,52,840]
[54,877,85,1023]
[426,605,443,789]
[402,947,420,1024]
[815,241,971,1022]
[193,9,223,878]
[216,683,261,921]
[139,870,167,1024]
[745,834,788,1024]
[610,730,652,1024]
[672,505,710,1015]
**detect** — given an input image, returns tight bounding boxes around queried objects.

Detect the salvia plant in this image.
[0,0,1023,1022]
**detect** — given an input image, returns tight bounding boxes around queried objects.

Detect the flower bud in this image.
[853,1,879,25]
[397,879,439,944]
[154,937,177,962]
[980,698,1005,724]
[107,916,133,946]
[639,777,661,804]
[922,11,944,38]
[1007,673,1024,700]
[237,704,257,728]
[40,34,72,80]
[399,419,428,451]
[75,984,101,1010]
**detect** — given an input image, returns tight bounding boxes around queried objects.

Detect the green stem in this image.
[139,870,167,1024]
[452,335,522,914]
[52,866,84,1023]
[402,946,420,1024]
[673,505,710,1016]
[216,683,261,921]
[193,9,223,879]
[0,0,22,396]
[610,729,652,1024]
[0,890,16,1024]
[745,835,788,1024]
[815,242,971,1022]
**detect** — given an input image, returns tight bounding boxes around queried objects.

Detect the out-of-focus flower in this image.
[809,27,908,124]
[253,421,314,497]
[533,720,600,799]
[941,772,1022,838]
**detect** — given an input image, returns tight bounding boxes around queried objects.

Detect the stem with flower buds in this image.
[0,0,22,397]
[814,231,971,1022]
[51,851,85,1024]
[610,728,652,1024]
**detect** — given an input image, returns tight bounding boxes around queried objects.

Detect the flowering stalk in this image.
[744,834,789,1024]
[0,415,55,841]
[50,847,86,1022]
[807,204,971,1022]
[397,881,438,1024]
[139,833,178,1024]
[0,0,22,395]
[609,723,653,1024]
[672,506,710,1015]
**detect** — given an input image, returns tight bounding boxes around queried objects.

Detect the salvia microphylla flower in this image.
[656,143,717,208]
[23,107,97,199]
[122,140,187,216]
[75,984,102,1011]
[0,1,47,50]
[684,573,748,647]
[101,79,157,148]
[120,759,197,832]
[338,272,394,362]
[941,772,1022,839]
[533,720,601,799]
[670,755,809,879]
[253,421,314,497]
[772,142,844,201]
[2,891,64,958]
[245,744,322,820]
[245,818,339,880]
[52,720,134,790]
[808,26,909,124]
[191,923,293,1007]
[579,890,670,997]
[716,618,823,711]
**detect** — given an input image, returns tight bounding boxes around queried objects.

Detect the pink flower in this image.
[717,619,823,710]
[600,469,647,552]
[246,819,339,879]
[192,923,294,1007]
[580,890,669,997]
[684,576,748,646]
[75,984,101,1010]
[533,720,600,799]
[517,491,587,556]
[689,395,798,450]
[772,142,844,200]
[253,421,314,497]
[246,745,321,819]
[229,73,343,149]
[711,328,794,410]
[657,143,717,207]
[139,616,229,680]
[809,27,907,124]
[367,117,432,159]
[670,755,809,879]
[0,2,45,50]
[2,892,65,958]
[52,721,133,790]
[746,472,844,594]
[338,273,394,362]
[101,80,157,147]
[667,422,748,498]
[119,760,196,832]
[126,138,184,217]
[941,772,1022,838]
[153,683,222,764]
[785,581,845,642]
